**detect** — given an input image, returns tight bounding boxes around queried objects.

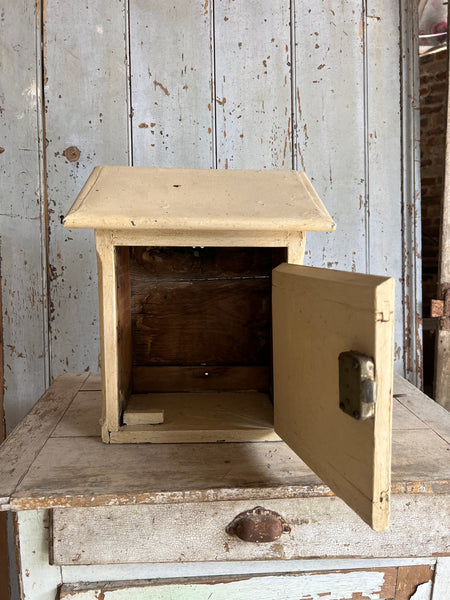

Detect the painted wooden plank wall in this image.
[44,0,130,379]
[0,1,48,433]
[1,0,420,427]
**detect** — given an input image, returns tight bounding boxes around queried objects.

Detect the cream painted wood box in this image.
[65,166,395,529]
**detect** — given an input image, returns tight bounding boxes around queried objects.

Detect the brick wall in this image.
[420,47,447,393]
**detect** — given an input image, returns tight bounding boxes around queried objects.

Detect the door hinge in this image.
[431,284,450,331]
[339,351,377,420]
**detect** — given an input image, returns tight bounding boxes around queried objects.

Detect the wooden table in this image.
[1,373,449,599]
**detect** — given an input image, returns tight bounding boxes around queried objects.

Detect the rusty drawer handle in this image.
[225,506,291,543]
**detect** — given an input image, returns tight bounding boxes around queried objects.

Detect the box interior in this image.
[116,246,287,439]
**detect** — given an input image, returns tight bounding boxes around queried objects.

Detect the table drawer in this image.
[50,494,450,565]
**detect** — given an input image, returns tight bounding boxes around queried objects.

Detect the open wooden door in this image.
[272,264,395,530]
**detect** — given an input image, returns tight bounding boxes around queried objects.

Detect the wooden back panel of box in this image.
[129,247,287,395]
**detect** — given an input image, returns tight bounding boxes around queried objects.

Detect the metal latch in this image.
[339,351,377,420]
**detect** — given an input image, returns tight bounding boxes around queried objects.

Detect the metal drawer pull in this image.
[225,506,291,543]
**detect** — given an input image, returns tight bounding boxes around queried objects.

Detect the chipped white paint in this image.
[16,510,449,599]
[214,0,292,170]
[411,580,433,600]
[2,0,423,595]
[432,557,450,599]
[51,495,450,565]
[0,0,48,432]
[15,511,61,600]
[365,1,404,374]
[294,1,367,273]
[58,571,391,600]
[1,0,420,432]
[44,0,130,379]
[130,0,214,169]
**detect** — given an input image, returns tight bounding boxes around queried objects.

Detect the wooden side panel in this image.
[0,0,47,434]
[214,0,292,169]
[116,246,132,412]
[96,234,131,438]
[273,264,395,530]
[44,0,129,379]
[130,0,214,168]
[57,569,397,600]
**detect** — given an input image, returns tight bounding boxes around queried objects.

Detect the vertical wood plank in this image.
[0,0,47,433]
[366,1,414,379]
[96,232,122,439]
[399,0,422,385]
[432,557,450,600]
[15,511,61,600]
[0,263,9,600]
[214,0,292,169]
[294,1,367,272]
[130,0,214,168]
[434,3,450,406]
[44,0,130,379]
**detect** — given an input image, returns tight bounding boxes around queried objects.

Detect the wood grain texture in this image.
[44,0,129,379]
[365,1,405,380]
[57,569,397,599]
[130,0,214,169]
[434,17,450,406]
[132,366,270,393]
[395,564,434,600]
[111,392,278,444]
[130,247,286,282]
[293,1,411,375]
[80,372,102,391]
[393,373,450,444]
[0,252,9,598]
[51,391,102,438]
[272,264,395,530]
[111,230,294,249]
[50,494,450,565]
[214,0,292,169]
[132,278,271,366]
[0,0,48,435]
[0,373,88,508]
[2,375,448,511]
[96,232,131,439]
[294,1,367,272]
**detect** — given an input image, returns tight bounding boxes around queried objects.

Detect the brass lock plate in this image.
[339,351,377,420]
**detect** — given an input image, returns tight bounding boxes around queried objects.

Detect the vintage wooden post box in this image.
[65,166,395,529]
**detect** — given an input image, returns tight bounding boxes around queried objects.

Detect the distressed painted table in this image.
[1,373,449,599]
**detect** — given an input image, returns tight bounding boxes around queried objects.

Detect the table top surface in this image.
[1,372,449,511]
